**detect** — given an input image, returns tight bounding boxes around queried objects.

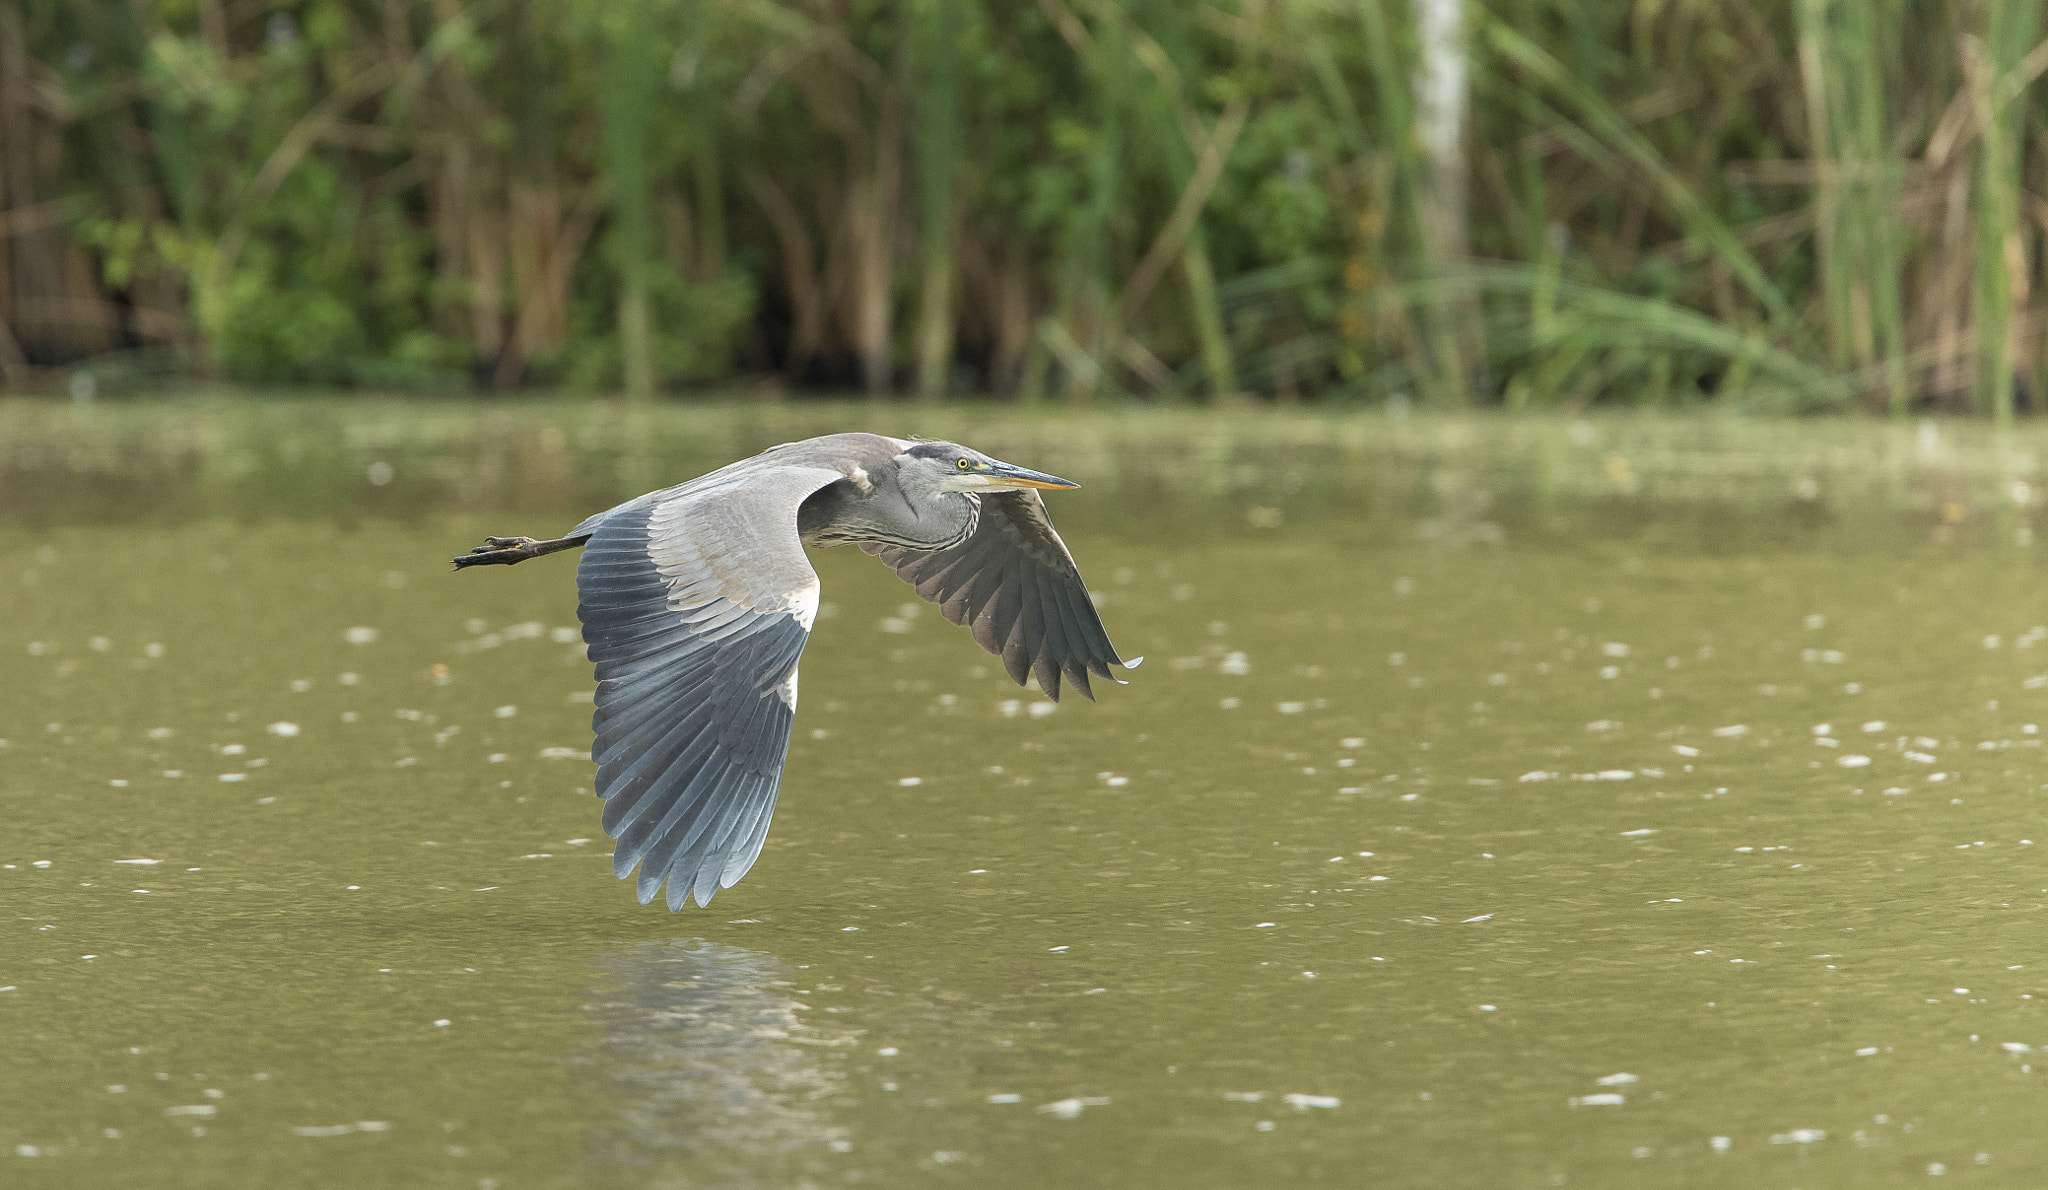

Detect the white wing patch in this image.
[778,666,800,709]
[789,579,821,631]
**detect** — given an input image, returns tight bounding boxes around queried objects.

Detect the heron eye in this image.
[957,458,971,469]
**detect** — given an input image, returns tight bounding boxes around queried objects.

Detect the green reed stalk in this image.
[913,0,965,401]
[1973,0,2035,423]
[1355,0,1429,396]
[1798,0,1908,415]
[1149,0,1237,401]
[599,0,661,400]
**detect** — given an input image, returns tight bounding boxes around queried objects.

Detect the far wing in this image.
[872,489,1125,701]
[577,463,843,910]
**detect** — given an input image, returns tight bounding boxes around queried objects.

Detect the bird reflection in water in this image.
[582,939,858,1184]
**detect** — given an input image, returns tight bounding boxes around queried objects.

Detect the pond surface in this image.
[6,400,2048,1187]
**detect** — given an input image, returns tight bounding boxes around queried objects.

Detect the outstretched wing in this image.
[576,463,844,910]
[872,489,1125,701]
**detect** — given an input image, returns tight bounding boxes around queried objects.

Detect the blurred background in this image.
[22,7,2048,1184]
[4,0,2046,413]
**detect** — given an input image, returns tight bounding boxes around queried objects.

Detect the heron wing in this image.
[872,489,1123,701]
[576,463,843,910]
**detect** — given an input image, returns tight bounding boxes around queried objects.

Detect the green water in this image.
[7,401,2048,1187]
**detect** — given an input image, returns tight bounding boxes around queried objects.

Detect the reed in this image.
[597,0,662,401]
[5,1,2048,413]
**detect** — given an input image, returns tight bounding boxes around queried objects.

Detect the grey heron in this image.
[454,433,1136,910]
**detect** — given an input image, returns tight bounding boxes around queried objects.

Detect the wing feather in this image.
[575,461,843,909]
[875,489,1124,701]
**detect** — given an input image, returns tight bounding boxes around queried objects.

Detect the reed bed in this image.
[4,2,2048,411]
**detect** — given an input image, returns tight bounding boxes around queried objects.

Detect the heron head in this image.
[902,442,1080,493]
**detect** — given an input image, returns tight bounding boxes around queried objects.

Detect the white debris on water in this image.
[266,722,300,737]
[1219,652,1250,676]
[290,1122,388,1137]
[1037,1097,1109,1119]
[986,1093,1021,1104]
[494,706,517,719]
[1620,829,1656,837]
[342,627,378,645]
[1284,1094,1341,1110]
[1570,1094,1625,1107]
[897,777,923,787]
[1864,720,1887,732]
[1028,701,1057,718]
[1596,1073,1638,1086]
[113,859,160,866]
[1770,1129,1825,1145]
[164,1105,216,1117]
[1712,725,1750,738]
[538,747,581,759]
[1672,744,1700,757]
[1839,755,1872,767]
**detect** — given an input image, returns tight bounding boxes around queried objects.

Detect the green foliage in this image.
[5,2,2048,409]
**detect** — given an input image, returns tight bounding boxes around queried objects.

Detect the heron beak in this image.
[984,461,1079,490]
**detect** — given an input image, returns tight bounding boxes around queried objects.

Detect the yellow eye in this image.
[957,458,972,469]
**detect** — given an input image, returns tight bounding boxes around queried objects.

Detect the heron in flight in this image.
[454,433,1135,910]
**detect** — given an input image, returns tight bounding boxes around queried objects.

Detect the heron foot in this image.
[452,534,588,569]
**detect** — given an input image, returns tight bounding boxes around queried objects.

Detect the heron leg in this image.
[451,534,590,569]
